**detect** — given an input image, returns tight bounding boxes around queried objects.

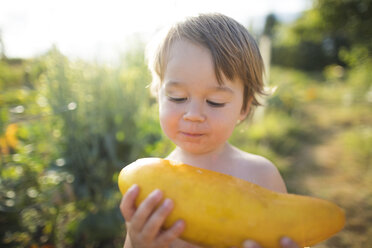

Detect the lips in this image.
[180,131,204,137]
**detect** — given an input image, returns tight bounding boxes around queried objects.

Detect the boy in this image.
[120,13,301,248]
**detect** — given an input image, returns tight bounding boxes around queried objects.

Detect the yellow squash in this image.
[118,158,345,248]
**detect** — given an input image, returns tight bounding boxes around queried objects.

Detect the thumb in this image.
[120,184,140,221]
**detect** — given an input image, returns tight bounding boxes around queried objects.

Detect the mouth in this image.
[180,131,204,137]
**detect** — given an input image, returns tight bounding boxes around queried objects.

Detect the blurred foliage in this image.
[315,0,372,52]
[263,13,278,38]
[231,62,372,247]
[0,42,166,247]
[1,0,371,247]
[271,0,372,70]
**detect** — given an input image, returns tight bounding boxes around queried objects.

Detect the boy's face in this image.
[158,39,248,155]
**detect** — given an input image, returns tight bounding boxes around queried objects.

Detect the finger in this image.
[156,219,185,246]
[130,189,163,232]
[141,198,174,240]
[242,240,261,248]
[280,237,300,248]
[120,184,140,221]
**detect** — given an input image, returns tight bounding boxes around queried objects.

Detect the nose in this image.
[183,100,206,122]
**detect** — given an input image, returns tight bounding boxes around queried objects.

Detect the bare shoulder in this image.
[230,147,288,193]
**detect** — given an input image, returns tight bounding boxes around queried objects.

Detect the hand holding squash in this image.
[120,184,185,248]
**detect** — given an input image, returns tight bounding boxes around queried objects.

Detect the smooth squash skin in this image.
[118,158,345,248]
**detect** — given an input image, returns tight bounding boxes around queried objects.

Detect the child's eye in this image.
[168,96,187,103]
[206,100,225,107]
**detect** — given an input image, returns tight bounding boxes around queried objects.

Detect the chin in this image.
[176,142,218,155]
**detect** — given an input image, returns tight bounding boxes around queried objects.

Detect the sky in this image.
[0,0,311,62]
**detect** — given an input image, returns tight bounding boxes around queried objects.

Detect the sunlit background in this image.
[1,0,310,61]
[1,0,372,247]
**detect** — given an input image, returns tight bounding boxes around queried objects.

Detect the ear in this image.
[239,108,249,122]
[239,97,253,121]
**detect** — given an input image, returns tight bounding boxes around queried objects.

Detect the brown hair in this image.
[146,13,266,116]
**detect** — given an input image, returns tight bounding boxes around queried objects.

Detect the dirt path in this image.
[284,103,372,247]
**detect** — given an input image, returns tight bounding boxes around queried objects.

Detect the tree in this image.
[270,0,372,70]
[315,0,372,52]
[263,13,278,38]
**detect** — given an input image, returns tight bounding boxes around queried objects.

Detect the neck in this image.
[167,142,233,169]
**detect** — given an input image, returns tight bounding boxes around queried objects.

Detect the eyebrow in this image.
[164,81,234,94]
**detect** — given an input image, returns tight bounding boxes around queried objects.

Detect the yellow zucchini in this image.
[118,158,345,248]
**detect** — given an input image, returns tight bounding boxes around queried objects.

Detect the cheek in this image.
[208,108,240,136]
[159,103,180,133]
[159,101,179,119]
[209,107,240,124]
[213,116,237,134]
